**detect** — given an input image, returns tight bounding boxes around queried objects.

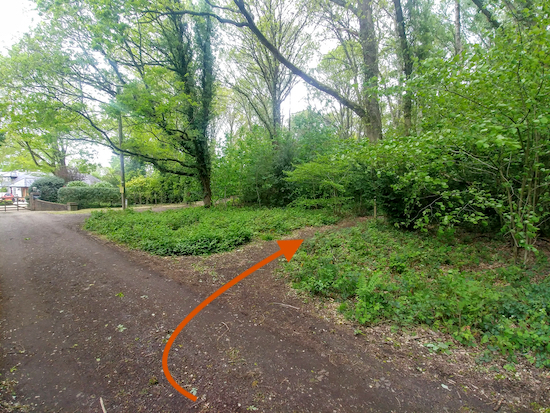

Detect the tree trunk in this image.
[359,0,382,142]
[454,0,462,55]
[272,77,282,140]
[393,0,413,135]
[198,168,212,208]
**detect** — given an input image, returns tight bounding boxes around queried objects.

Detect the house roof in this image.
[9,176,39,188]
[82,175,101,185]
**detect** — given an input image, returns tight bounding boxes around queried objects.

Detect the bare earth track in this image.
[0,211,547,412]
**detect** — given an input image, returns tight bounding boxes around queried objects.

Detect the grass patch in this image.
[281,220,550,368]
[84,206,340,256]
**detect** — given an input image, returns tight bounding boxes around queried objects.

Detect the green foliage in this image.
[84,206,340,256]
[278,5,550,264]
[32,176,65,202]
[212,115,341,208]
[58,187,120,208]
[407,14,550,259]
[282,220,550,367]
[285,151,353,213]
[126,172,201,205]
[66,181,88,187]
[213,126,296,207]
[291,109,338,163]
[92,181,115,188]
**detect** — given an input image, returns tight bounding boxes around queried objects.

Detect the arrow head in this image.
[277,239,304,262]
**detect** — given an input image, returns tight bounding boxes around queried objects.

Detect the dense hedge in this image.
[66,181,89,187]
[58,187,120,208]
[33,176,65,202]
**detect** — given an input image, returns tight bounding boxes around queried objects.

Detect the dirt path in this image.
[0,211,538,412]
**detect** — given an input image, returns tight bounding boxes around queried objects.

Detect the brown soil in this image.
[0,211,548,412]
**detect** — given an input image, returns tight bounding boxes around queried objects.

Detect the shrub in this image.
[32,176,65,202]
[58,187,120,208]
[66,181,89,187]
[92,181,115,188]
[126,173,202,205]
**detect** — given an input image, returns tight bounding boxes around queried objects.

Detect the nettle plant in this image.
[405,15,550,263]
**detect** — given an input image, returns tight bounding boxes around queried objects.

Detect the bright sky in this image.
[0,0,38,54]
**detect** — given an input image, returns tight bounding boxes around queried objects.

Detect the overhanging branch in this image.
[232,0,367,120]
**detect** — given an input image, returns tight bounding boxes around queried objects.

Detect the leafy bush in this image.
[66,181,89,187]
[212,122,340,208]
[126,173,202,205]
[32,176,65,202]
[282,220,550,367]
[92,181,115,188]
[58,187,120,208]
[84,206,340,256]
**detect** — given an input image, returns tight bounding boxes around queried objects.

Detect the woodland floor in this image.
[0,210,548,412]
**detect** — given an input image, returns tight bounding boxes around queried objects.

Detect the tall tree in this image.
[0,83,93,176]
[228,0,312,141]
[2,0,218,206]
[204,0,384,141]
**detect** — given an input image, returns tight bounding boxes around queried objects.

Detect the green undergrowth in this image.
[84,206,340,256]
[281,220,550,368]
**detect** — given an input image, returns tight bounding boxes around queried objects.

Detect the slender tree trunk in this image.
[272,94,281,138]
[393,0,413,135]
[359,0,383,142]
[272,76,282,141]
[454,0,463,55]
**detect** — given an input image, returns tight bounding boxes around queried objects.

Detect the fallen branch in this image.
[270,302,300,310]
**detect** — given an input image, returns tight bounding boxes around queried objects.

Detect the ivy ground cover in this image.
[84,206,340,256]
[281,220,550,368]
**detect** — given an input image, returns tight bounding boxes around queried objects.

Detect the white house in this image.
[1,171,44,198]
[9,175,40,198]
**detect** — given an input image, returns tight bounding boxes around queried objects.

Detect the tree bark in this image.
[359,0,383,142]
[272,76,282,139]
[454,0,463,56]
[199,171,212,208]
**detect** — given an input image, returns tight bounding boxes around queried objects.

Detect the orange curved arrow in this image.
[162,239,304,402]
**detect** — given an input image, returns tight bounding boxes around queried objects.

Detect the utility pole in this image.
[118,111,126,210]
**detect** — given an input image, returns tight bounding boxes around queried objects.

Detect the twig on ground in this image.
[100,397,107,413]
[270,302,300,310]
[217,322,230,342]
